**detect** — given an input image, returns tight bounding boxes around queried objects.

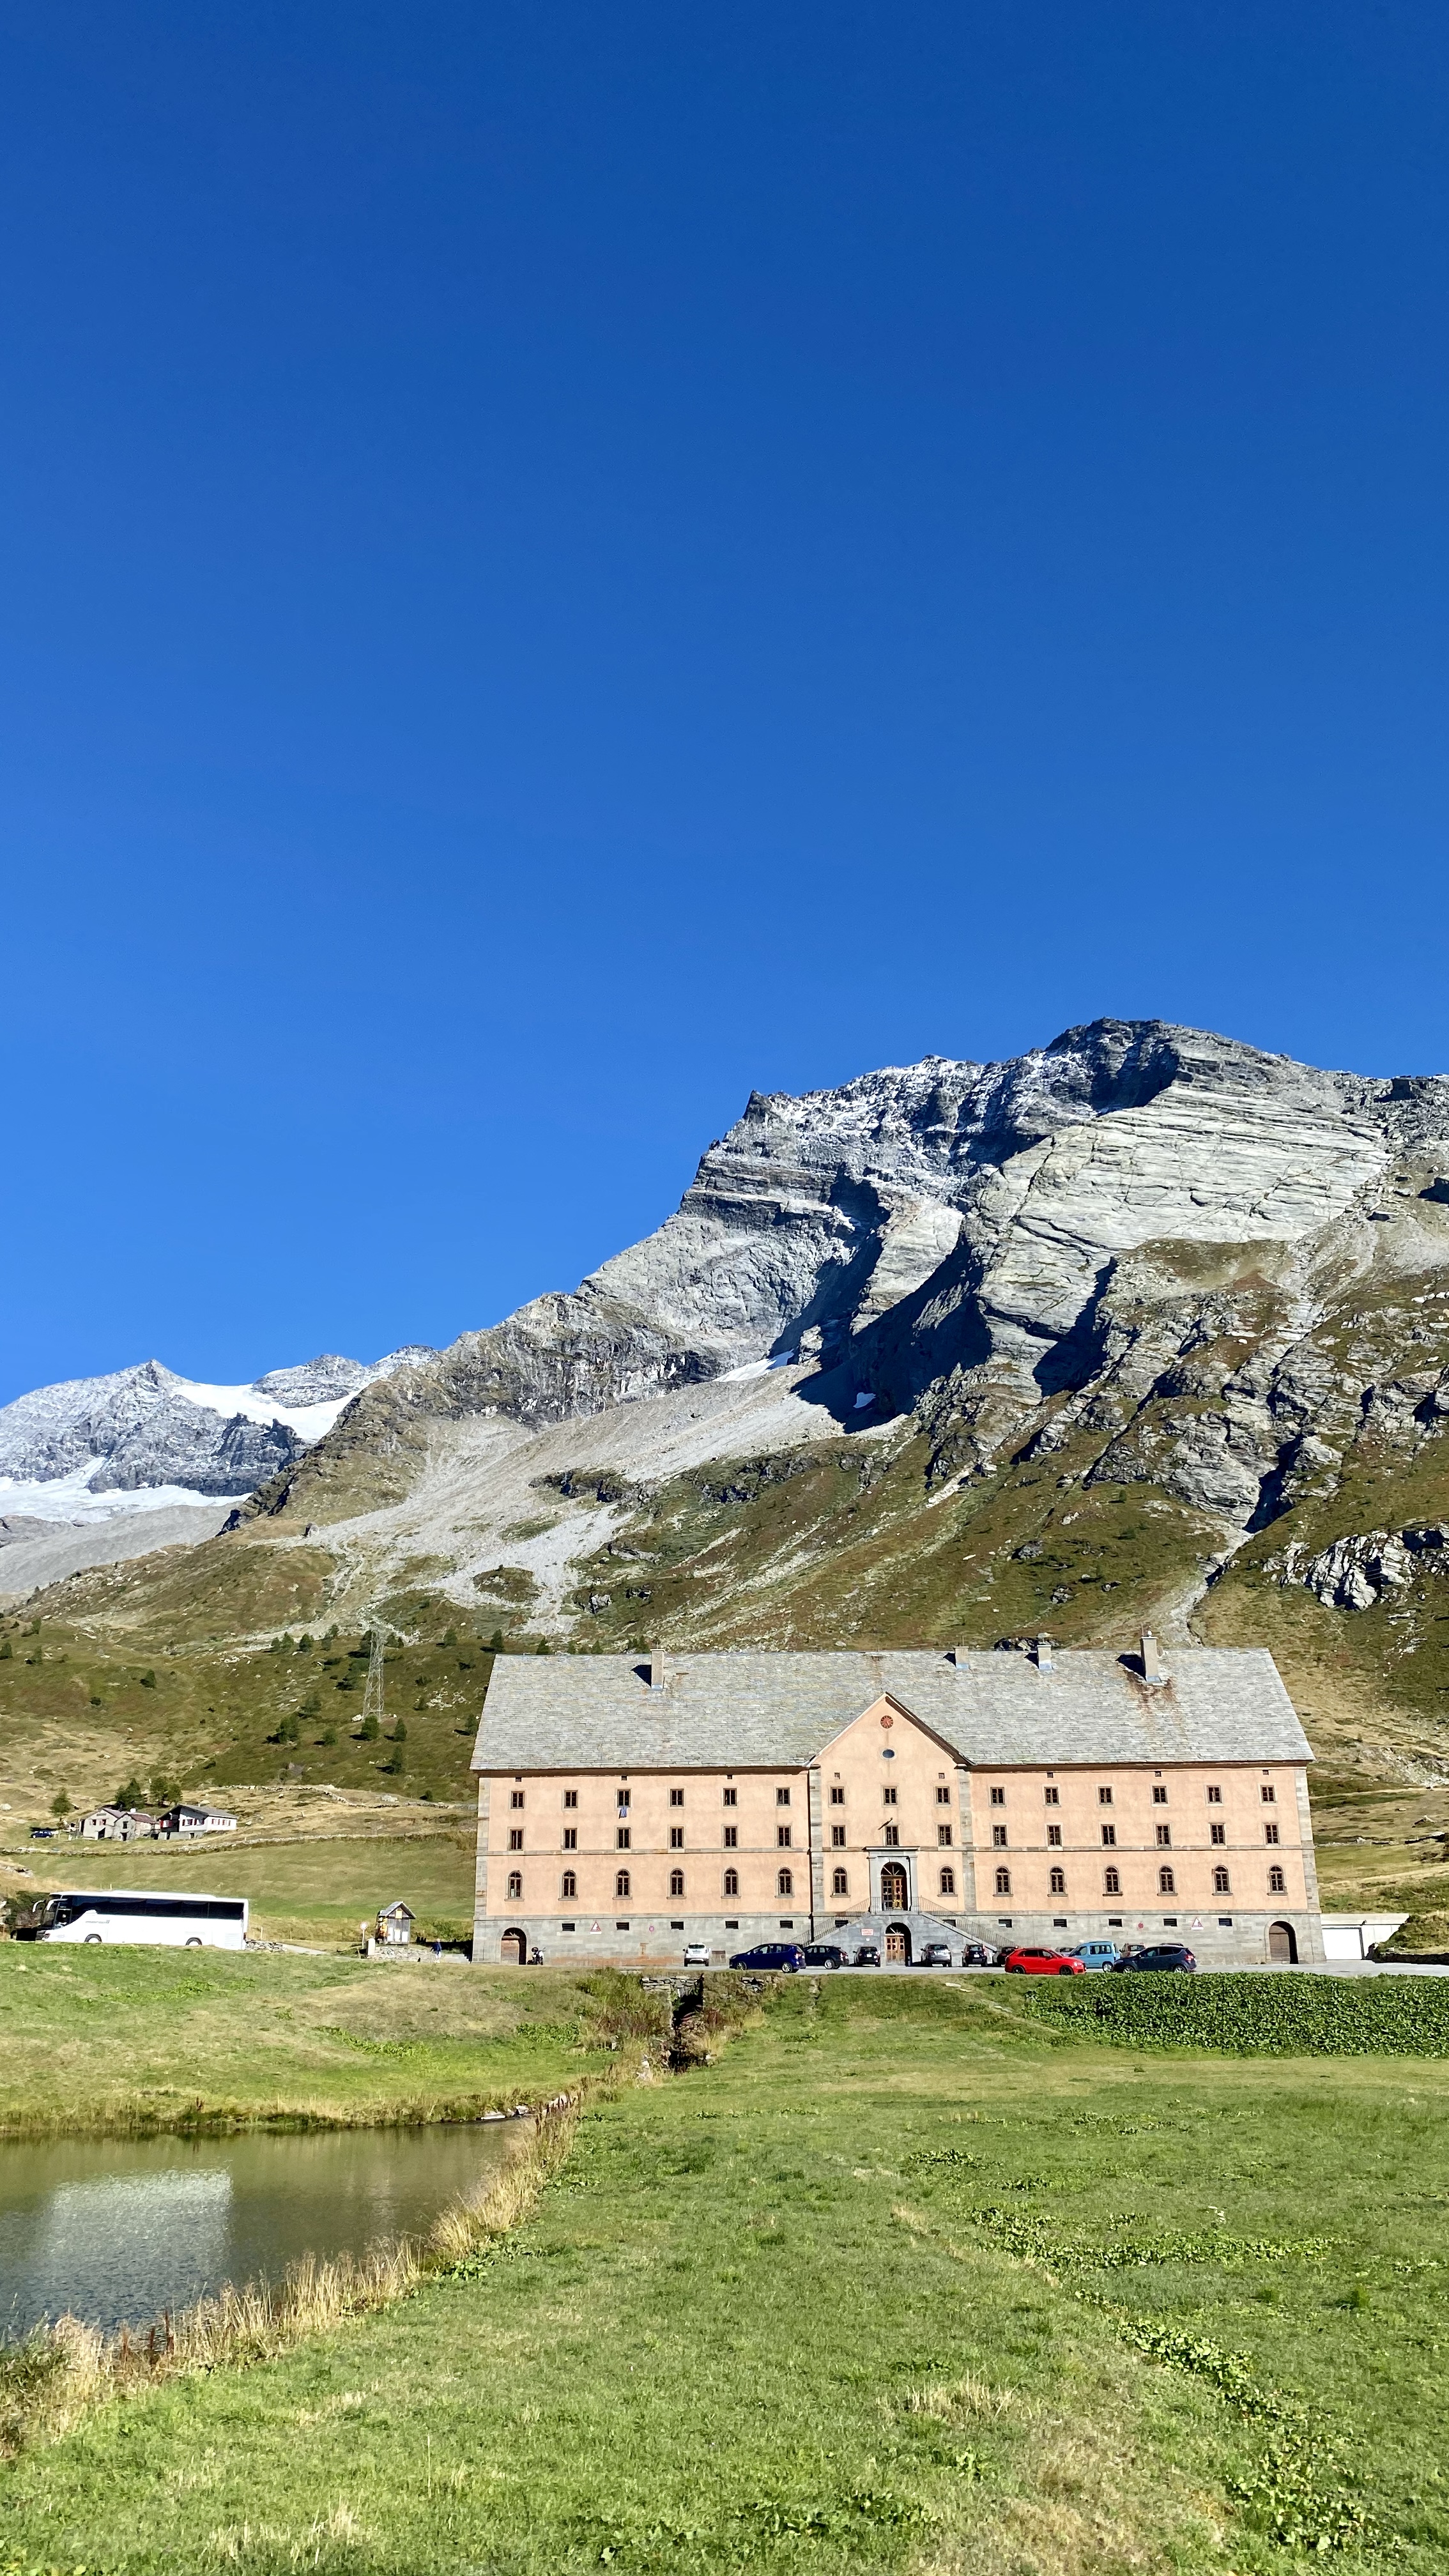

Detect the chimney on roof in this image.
[648,1646,666,1692]
[1140,1629,1164,1683]
[1034,1636,1052,1671]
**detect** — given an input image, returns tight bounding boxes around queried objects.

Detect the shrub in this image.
[1023,1972,1449,2057]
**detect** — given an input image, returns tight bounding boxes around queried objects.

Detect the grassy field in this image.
[6,1821,478,1949]
[1,1972,1446,2573]
[0,1948,609,2135]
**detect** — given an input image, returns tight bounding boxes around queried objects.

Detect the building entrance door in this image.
[884,1924,910,1964]
[1268,1921,1298,1965]
[501,1928,526,1965]
[879,1862,908,1912]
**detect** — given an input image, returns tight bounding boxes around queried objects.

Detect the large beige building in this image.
[470,1639,1324,1968]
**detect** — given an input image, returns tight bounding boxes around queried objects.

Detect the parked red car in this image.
[1001,1945,1085,1976]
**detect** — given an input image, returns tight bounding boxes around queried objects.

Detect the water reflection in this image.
[0,2124,516,2338]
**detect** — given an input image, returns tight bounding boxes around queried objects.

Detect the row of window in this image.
[508,1782,1273,1823]
[504,1858,1292,1905]
[992,1864,1289,1897]
[505,1867,819,1903]
[992,1823,1282,1850]
[997,1782,1276,1807]
[510,1819,1284,1856]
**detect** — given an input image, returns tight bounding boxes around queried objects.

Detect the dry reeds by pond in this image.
[0,2094,580,2462]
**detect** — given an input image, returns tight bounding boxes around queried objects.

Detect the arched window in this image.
[1268,1865,1285,1894]
[1213,1866,1230,1896]
[832,1867,848,1897]
[1158,1866,1175,1896]
[1049,1867,1066,1896]
[939,1867,955,1896]
[615,1869,631,1899]
[723,1867,738,1897]
[994,1867,1011,1897]
[669,1868,684,1898]
[1103,1867,1120,1896]
[561,1871,576,1899]
[506,1871,523,1901]
[778,1868,793,1898]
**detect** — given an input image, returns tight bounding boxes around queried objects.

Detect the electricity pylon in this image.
[359,1624,386,1731]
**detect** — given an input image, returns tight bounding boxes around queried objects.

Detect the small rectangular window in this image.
[831,1825,846,1848]
[508,1828,523,1850]
[617,1790,629,1812]
[1046,1823,1062,1848]
[723,1825,737,1848]
[616,1827,631,1851]
[1264,1823,1280,1846]
[882,1786,898,1806]
[1152,1785,1168,1805]
[936,1786,951,1805]
[564,1789,578,1810]
[510,1791,525,1810]
[829,1785,845,1805]
[990,1786,1006,1806]
[776,1787,791,1807]
[778,1825,792,1848]
[562,1828,578,1851]
[1156,1824,1172,1848]
[1207,1784,1222,1804]
[1101,1824,1116,1848]
[670,1788,684,1807]
[937,1825,953,1847]
[1210,1821,1225,1846]
[723,1787,737,1808]
[1098,1786,1114,1806]
[1043,1784,1060,1806]
[884,1824,900,1848]
[992,1824,1008,1848]
[669,1827,684,1850]
[1261,1784,1276,1804]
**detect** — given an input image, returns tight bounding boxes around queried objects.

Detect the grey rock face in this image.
[264,1019,1449,1538]
[1267,1525,1448,1609]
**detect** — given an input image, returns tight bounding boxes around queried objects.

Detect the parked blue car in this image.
[1068,1940,1123,1970]
[1111,1943,1196,1972]
[729,1942,806,1972]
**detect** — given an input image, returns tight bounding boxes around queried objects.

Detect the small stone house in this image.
[72,1806,157,1842]
[376,1901,415,1947]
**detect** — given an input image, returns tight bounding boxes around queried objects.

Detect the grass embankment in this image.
[0,1949,615,2135]
[3,1973,1449,2572]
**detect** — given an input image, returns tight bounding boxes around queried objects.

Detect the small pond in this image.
[0,2122,520,2340]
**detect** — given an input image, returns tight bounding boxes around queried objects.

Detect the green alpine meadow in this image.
[3,1968,1448,2574]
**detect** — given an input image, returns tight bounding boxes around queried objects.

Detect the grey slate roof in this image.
[471,1648,1312,1775]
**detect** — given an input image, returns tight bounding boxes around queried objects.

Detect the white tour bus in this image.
[29,1890,249,1949]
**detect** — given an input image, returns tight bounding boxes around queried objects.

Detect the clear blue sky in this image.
[4,1,1448,1402]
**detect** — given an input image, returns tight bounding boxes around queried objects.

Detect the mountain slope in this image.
[14,1020,1449,1830]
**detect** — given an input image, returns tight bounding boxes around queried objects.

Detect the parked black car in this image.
[1112,1942,1197,1972]
[802,1943,849,1968]
[853,1941,881,1966]
[729,1942,806,1972]
[961,1942,1000,1967]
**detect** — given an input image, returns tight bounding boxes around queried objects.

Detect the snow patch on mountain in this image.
[0,1347,433,1519]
